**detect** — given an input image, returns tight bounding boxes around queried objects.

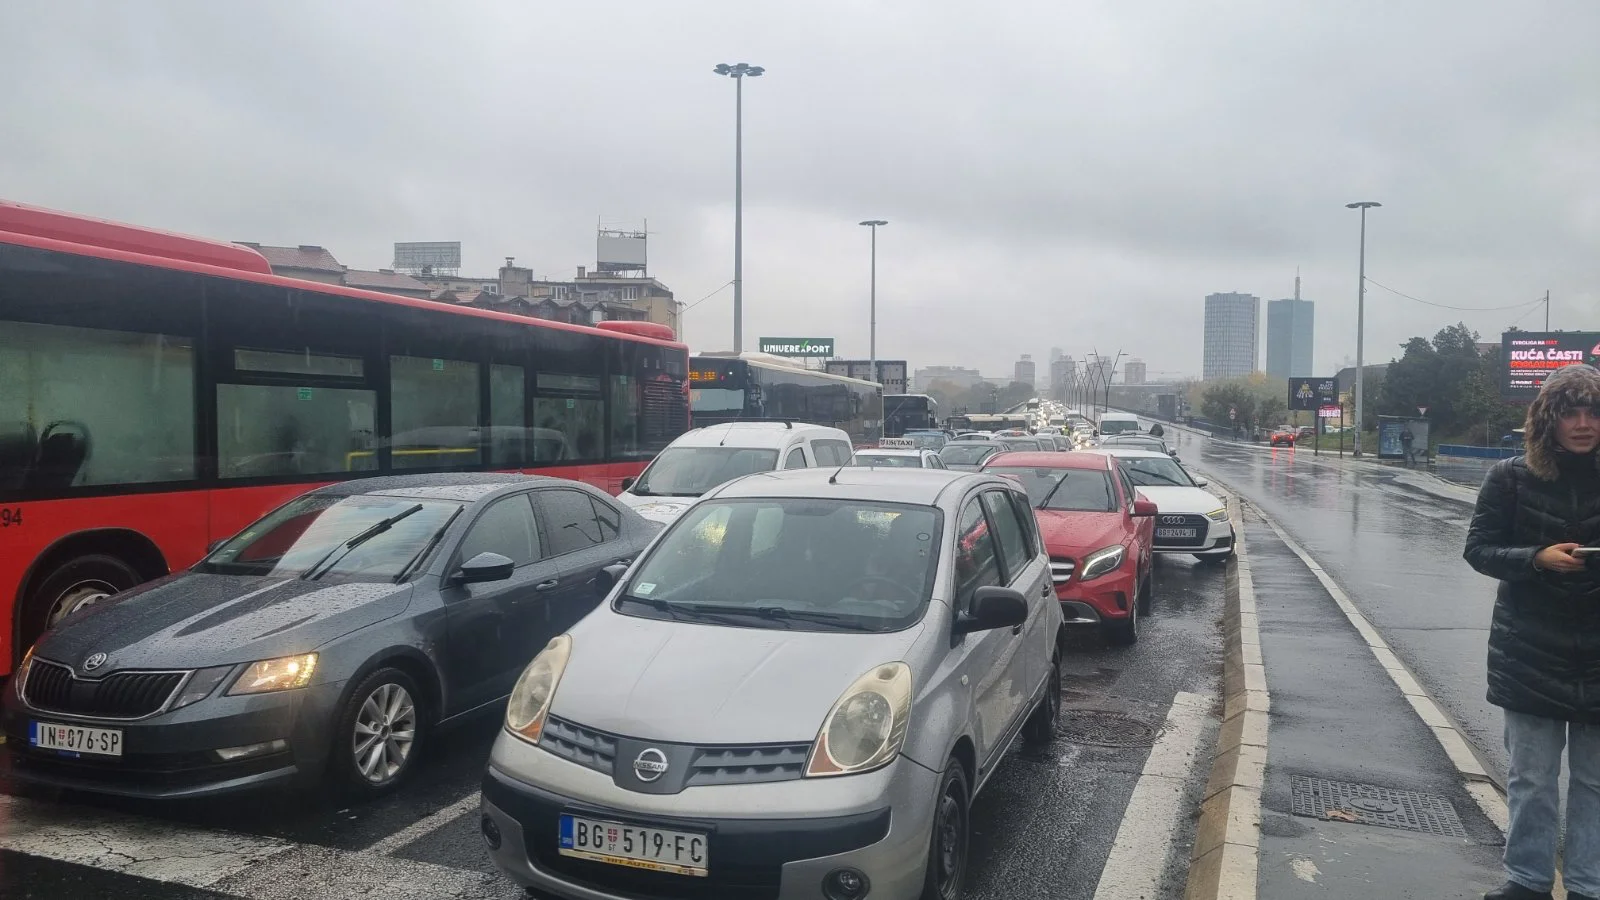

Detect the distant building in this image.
[420,262,679,337]
[826,359,907,394]
[1203,292,1260,379]
[1014,354,1036,389]
[1049,355,1076,393]
[236,243,346,285]
[914,365,983,391]
[1049,347,1064,363]
[342,268,433,300]
[1265,275,1314,379]
[1124,359,1147,385]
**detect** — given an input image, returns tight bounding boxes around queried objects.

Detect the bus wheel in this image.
[22,555,141,646]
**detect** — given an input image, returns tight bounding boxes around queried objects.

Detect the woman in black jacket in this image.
[1464,363,1600,900]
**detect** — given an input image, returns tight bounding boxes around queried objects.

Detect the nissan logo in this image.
[633,748,669,782]
[1159,516,1189,525]
[81,652,108,672]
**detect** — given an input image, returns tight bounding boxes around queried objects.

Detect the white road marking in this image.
[367,790,482,855]
[1091,691,1212,900]
[0,792,296,887]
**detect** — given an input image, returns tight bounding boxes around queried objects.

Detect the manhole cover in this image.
[1060,710,1160,747]
[1290,776,1467,838]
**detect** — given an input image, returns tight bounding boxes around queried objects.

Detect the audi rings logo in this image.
[81,652,108,672]
[633,748,669,782]
[1159,516,1189,525]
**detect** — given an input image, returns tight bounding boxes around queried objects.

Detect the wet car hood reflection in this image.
[38,574,414,670]
[554,612,926,745]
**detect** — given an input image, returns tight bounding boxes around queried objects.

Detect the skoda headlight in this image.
[505,635,572,745]
[1079,545,1127,582]
[805,662,912,777]
[227,654,317,695]
[1205,507,1229,523]
[14,645,35,700]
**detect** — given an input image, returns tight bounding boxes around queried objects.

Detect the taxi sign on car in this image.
[879,437,916,448]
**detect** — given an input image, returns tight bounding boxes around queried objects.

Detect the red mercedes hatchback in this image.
[982,451,1157,644]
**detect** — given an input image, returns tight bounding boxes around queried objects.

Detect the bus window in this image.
[218,384,376,477]
[1,321,195,488]
[389,355,481,470]
[489,364,526,467]
[534,372,603,462]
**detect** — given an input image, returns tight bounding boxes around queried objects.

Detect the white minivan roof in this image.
[667,421,851,449]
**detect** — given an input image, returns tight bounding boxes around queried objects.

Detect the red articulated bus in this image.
[0,200,690,673]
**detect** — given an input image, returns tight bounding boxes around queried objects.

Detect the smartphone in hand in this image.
[1570,547,1600,557]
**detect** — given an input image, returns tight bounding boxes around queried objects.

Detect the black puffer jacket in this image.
[1463,366,1600,724]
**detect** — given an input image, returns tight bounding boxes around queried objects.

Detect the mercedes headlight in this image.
[505,635,572,745]
[227,654,317,695]
[1205,507,1229,522]
[805,662,912,777]
[1079,545,1127,582]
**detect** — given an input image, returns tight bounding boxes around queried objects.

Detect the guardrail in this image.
[1437,444,1521,460]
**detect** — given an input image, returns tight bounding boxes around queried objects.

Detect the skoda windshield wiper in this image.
[302,503,424,581]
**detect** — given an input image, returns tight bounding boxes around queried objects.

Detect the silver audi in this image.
[480,467,1065,900]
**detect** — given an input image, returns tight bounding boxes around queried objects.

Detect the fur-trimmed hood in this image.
[1524,363,1600,481]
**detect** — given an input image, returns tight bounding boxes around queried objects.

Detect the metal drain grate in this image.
[1290,776,1468,838]
[1059,710,1160,747]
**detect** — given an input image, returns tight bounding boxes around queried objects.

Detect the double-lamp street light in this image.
[1346,200,1381,456]
[713,62,764,353]
[859,220,887,384]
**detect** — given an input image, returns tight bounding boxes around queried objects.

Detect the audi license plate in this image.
[30,721,123,757]
[559,814,708,877]
[1155,527,1199,539]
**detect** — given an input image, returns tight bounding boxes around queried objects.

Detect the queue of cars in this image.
[4,411,1226,900]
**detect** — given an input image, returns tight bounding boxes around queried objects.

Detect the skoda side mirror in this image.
[455,552,514,584]
[955,586,1029,634]
[594,563,629,598]
[1194,478,1210,488]
[620,476,636,492]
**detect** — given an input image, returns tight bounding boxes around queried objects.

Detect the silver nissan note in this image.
[480,467,1064,900]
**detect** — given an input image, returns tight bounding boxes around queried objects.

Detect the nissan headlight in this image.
[227,654,318,695]
[1079,545,1127,582]
[805,662,912,777]
[1205,507,1229,523]
[505,635,572,745]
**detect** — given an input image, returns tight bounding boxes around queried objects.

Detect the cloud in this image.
[2,0,1594,378]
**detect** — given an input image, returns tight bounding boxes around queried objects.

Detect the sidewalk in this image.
[1187,497,1515,900]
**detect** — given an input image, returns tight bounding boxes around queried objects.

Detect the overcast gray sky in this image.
[3,1,1595,380]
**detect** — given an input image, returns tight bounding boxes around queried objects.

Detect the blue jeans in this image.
[1503,709,1600,895]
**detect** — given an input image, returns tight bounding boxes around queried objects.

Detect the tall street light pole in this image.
[714,62,764,353]
[1346,201,1381,456]
[859,220,887,383]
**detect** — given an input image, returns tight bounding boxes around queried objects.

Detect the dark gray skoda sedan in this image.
[2,474,656,799]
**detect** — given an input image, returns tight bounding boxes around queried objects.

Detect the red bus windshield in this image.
[0,203,690,672]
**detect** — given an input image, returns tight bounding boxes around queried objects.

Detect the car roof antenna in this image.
[828,465,845,484]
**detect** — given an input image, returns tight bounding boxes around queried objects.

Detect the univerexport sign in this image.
[758,337,834,357]
[1502,332,1600,401]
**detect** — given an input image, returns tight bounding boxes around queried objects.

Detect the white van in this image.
[618,421,855,524]
[1098,412,1141,436]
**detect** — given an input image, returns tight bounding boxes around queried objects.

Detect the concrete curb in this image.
[1184,495,1266,900]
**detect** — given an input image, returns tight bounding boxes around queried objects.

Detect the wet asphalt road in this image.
[0,552,1229,900]
[1153,423,1507,780]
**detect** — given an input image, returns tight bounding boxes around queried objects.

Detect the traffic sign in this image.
[1229,407,1237,421]
[1418,406,1428,416]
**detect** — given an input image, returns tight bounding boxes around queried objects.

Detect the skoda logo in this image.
[82,652,108,672]
[632,748,669,782]
[1160,515,1188,525]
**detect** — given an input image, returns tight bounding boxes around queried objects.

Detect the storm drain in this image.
[1059,710,1160,747]
[1290,776,1468,838]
